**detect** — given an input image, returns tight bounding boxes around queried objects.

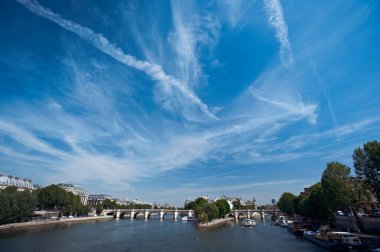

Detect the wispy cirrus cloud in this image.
[251,89,318,124]
[263,0,294,68]
[168,0,221,87]
[16,0,216,120]
[217,0,256,28]
[308,52,338,132]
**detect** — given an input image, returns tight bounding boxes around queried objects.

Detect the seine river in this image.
[0,216,327,252]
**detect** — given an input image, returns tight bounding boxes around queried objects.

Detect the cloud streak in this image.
[308,53,338,132]
[263,0,294,68]
[16,0,216,120]
[251,89,318,124]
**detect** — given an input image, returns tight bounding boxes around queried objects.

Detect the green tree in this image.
[2,186,18,193]
[62,192,84,216]
[299,183,330,224]
[102,199,117,209]
[198,210,208,223]
[194,197,209,207]
[36,185,89,216]
[321,162,351,212]
[204,203,219,221]
[353,140,380,201]
[292,194,305,216]
[0,188,36,224]
[215,199,231,218]
[278,192,296,216]
[184,197,216,223]
[185,201,196,210]
[96,204,103,215]
[36,185,69,210]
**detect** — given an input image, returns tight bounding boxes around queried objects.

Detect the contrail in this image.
[309,54,338,133]
[17,0,217,120]
[263,0,294,68]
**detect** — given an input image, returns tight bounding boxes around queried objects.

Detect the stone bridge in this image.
[102,209,194,219]
[227,209,276,219]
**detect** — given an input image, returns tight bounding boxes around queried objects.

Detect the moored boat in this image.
[181,216,194,221]
[242,219,256,227]
[275,215,291,227]
[303,230,340,250]
[286,220,306,236]
[303,230,365,251]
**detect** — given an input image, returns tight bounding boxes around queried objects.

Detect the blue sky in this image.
[1,0,379,206]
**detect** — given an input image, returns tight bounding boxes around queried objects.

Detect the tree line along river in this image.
[0,215,328,252]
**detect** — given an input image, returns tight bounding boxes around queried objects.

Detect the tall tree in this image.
[292,194,306,216]
[36,185,69,210]
[321,162,351,212]
[299,183,330,224]
[353,140,380,201]
[278,192,296,216]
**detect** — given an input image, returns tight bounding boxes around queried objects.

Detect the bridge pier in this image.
[116,210,121,218]
[159,210,164,219]
[260,209,265,219]
[144,210,149,219]
[130,209,135,219]
[173,210,179,220]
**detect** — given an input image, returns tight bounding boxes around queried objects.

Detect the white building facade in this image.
[0,175,34,191]
[57,183,89,205]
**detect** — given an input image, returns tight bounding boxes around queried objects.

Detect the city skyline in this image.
[1,0,380,206]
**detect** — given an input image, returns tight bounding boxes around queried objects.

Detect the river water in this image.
[0,216,327,252]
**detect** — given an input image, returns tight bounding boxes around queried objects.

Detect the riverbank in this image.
[197,217,234,229]
[0,216,113,231]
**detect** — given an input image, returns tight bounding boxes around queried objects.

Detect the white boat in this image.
[275,216,290,227]
[279,219,292,227]
[242,219,256,227]
[181,216,193,222]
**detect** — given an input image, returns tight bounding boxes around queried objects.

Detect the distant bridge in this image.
[227,209,277,219]
[102,209,194,219]
[102,208,277,220]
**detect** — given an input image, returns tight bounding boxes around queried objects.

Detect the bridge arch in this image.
[118,212,127,218]
[147,211,161,219]
[162,212,174,219]
[133,211,145,219]
[105,211,116,217]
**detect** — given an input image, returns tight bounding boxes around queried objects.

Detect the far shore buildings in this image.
[57,183,89,205]
[87,194,113,207]
[0,174,34,191]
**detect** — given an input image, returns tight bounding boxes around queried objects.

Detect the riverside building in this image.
[57,183,89,205]
[0,174,33,191]
[87,194,113,207]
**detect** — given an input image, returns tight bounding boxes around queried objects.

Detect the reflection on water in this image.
[0,216,327,252]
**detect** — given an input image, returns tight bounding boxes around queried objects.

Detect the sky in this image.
[0,0,379,206]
